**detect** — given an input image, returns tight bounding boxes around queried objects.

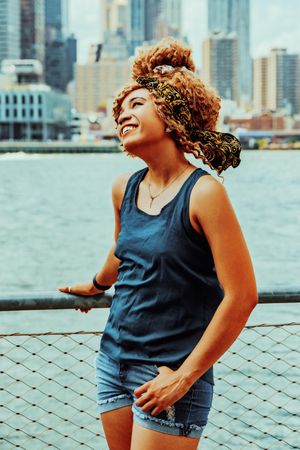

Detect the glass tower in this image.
[20,0,45,67]
[208,0,251,101]
[0,0,20,65]
[128,0,145,54]
[127,0,182,55]
[45,0,76,91]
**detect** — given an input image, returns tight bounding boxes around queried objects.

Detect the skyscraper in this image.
[253,49,300,115]
[156,0,181,40]
[100,0,128,42]
[208,0,228,32]
[128,0,181,55]
[45,0,77,91]
[207,0,251,101]
[20,0,45,67]
[144,0,162,42]
[128,0,145,54]
[253,56,268,111]
[0,0,20,64]
[99,0,129,59]
[202,32,239,103]
[74,59,131,113]
[65,34,77,84]
[45,0,68,42]
[267,49,300,115]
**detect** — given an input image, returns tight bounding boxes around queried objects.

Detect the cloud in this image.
[251,0,300,56]
[255,30,300,57]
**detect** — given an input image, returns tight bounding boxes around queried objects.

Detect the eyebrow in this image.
[119,96,146,115]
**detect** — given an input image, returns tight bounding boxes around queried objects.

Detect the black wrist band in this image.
[93,275,111,291]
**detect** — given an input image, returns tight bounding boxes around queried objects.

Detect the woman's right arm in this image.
[58,172,132,299]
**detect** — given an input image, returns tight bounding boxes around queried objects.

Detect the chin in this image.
[123,132,163,151]
[122,136,146,154]
[122,143,142,157]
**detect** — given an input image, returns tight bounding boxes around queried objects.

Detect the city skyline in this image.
[69,0,300,66]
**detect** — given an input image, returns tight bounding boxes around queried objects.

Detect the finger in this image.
[135,393,151,407]
[59,287,69,292]
[59,287,74,294]
[134,381,151,398]
[151,406,163,416]
[141,399,156,413]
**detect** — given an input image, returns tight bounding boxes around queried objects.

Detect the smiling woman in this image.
[116,89,167,158]
[59,38,257,450]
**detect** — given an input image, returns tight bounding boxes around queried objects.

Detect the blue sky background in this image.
[69,0,300,67]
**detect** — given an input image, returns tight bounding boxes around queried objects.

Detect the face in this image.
[116,88,166,152]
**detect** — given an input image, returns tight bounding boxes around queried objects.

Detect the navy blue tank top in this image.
[100,167,224,384]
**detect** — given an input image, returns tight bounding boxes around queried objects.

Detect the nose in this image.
[118,108,132,126]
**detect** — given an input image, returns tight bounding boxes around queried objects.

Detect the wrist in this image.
[92,274,111,291]
[177,366,202,386]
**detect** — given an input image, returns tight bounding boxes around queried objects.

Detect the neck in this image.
[147,160,192,189]
[131,140,194,188]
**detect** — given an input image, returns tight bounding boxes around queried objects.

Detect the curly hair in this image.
[113,38,222,170]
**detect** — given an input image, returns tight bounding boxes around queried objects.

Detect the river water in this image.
[0,150,299,331]
[0,151,299,449]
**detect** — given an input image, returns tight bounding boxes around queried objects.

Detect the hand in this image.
[58,282,103,313]
[134,366,192,416]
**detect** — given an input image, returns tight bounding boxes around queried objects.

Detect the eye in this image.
[132,101,143,107]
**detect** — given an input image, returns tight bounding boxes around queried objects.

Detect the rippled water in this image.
[0,151,299,332]
[0,151,299,449]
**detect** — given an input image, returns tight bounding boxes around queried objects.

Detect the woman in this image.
[59,39,257,450]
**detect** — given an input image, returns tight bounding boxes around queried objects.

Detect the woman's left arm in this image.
[177,176,258,383]
[135,176,258,415]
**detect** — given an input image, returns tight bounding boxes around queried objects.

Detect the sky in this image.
[69,0,300,67]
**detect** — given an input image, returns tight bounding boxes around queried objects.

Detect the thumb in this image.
[157,366,173,374]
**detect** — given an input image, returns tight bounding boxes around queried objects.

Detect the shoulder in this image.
[112,172,133,210]
[112,172,133,194]
[194,172,228,200]
[191,172,231,218]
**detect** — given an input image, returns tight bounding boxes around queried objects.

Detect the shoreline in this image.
[0,141,122,154]
[0,141,300,153]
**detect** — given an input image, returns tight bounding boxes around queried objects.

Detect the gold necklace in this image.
[147,164,191,208]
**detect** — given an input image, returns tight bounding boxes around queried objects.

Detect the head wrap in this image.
[136,75,241,174]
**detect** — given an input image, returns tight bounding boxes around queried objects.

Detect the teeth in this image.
[122,125,136,135]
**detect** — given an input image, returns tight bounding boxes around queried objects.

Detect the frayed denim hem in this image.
[132,405,205,438]
[97,393,133,414]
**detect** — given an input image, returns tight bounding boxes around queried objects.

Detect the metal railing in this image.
[1,291,299,449]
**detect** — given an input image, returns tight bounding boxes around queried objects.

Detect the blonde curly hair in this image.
[113,38,222,169]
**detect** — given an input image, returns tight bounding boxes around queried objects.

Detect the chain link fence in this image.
[1,293,299,449]
[0,331,103,449]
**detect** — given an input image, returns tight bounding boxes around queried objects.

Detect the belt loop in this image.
[119,362,127,383]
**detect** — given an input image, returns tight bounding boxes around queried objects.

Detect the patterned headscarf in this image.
[136,74,241,174]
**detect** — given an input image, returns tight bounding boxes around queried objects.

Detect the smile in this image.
[122,125,138,136]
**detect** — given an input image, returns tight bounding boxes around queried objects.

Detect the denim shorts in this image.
[95,351,213,438]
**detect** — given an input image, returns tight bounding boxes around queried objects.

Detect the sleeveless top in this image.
[100,167,224,384]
